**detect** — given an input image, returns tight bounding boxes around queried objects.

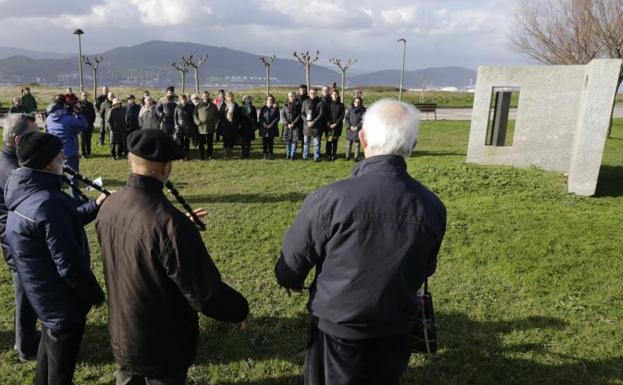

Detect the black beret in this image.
[17,131,63,169]
[127,129,183,162]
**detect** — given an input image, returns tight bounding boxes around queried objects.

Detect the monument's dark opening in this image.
[486,86,519,146]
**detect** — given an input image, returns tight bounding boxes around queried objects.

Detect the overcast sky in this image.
[0,0,530,71]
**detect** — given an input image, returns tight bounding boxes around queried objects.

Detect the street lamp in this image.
[397,38,407,101]
[73,29,85,91]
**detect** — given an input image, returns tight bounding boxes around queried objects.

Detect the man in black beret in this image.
[4,131,107,384]
[95,129,250,385]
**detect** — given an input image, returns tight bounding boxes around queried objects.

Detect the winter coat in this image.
[193,101,219,135]
[95,174,249,377]
[126,104,142,133]
[95,94,108,113]
[78,100,96,131]
[239,103,258,141]
[282,100,303,142]
[301,97,324,137]
[4,167,104,331]
[319,95,331,129]
[99,99,113,122]
[157,98,177,133]
[138,106,160,130]
[218,102,241,140]
[0,145,18,270]
[258,105,280,138]
[21,93,37,113]
[345,105,366,142]
[275,155,447,340]
[46,104,88,157]
[326,99,345,138]
[174,103,197,136]
[107,106,127,145]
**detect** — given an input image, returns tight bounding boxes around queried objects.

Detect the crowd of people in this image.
[1,83,446,385]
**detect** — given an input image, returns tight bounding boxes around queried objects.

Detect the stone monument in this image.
[466,59,622,196]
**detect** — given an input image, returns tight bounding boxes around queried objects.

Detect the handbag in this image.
[410,279,438,353]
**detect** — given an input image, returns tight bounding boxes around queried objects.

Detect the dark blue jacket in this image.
[45,103,88,158]
[275,155,446,339]
[259,105,280,138]
[4,167,104,331]
[0,145,18,270]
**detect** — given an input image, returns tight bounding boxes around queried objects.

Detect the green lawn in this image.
[0,119,622,384]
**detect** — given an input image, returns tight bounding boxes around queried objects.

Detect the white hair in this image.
[2,114,34,145]
[361,99,421,157]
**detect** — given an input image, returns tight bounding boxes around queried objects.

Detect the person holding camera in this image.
[45,94,88,200]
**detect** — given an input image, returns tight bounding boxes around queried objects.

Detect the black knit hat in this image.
[17,131,63,170]
[127,129,183,162]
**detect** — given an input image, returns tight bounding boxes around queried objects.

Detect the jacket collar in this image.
[351,154,407,177]
[2,144,17,159]
[127,173,165,193]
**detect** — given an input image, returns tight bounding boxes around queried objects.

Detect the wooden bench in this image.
[414,103,438,120]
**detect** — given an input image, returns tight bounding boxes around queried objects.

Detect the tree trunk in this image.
[194,68,200,95]
[341,70,346,102]
[181,73,186,95]
[93,70,97,103]
[305,65,311,91]
[266,67,270,96]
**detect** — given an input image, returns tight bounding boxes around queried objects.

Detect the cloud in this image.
[0,0,525,70]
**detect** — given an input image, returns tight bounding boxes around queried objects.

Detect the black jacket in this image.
[157,98,177,127]
[107,107,127,144]
[95,174,249,377]
[282,100,303,141]
[126,104,141,133]
[95,94,108,112]
[78,100,97,130]
[301,97,324,137]
[0,145,18,270]
[174,103,197,136]
[275,155,446,339]
[239,103,258,141]
[218,103,241,140]
[345,105,366,142]
[326,100,345,137]
[258,105,280,138]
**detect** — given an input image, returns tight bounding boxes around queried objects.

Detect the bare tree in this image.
[259,55,276,96]
[293,50,320,90]
[83,56,103,99]
[328,57,358,101]
[510,0,623,136]
[182,53,208,94]
[171,60,190,94]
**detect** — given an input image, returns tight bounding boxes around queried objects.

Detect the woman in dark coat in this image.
[239,95,258,159]
[345,96,366,161]
[325,89,345,161]
[107,98,127,159]
[258,94,280,160]
[282,91,302,160]
[219,92,241,160]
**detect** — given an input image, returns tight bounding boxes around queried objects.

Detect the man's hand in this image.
[239,316,250,331]
[186,208,208,223]
[96,192,109,207]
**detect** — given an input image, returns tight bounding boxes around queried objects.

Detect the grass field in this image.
[0,118,622,385]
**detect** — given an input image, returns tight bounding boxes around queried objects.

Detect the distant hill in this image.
[0,41,476,89]
[0,46,72,60]
[350,67,477,88]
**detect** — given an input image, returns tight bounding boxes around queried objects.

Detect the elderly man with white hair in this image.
[0,114,40,362]
[275,99,447,385]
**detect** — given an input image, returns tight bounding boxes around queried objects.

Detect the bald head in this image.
[360,99,421,158]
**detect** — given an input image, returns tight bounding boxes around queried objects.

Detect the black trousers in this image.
[198,133,214,159]
[325,138,339,159]
[36,321,86,385]
[241,139,252,158]
[13,272,39,359]
[115,368,188,385]
[111,144,123,158]
[99,120,106,145]
[178,132,191,158]
[305,322,411,385]
[262,136,274,154]
[80,129,93,156]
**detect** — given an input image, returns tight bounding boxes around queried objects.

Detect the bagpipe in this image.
[62,165,206,231]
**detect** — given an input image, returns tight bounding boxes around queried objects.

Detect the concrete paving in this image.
[423,104,623,121]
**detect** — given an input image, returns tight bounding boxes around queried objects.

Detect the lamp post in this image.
[397,38,406,101]
[73,29,85,91]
